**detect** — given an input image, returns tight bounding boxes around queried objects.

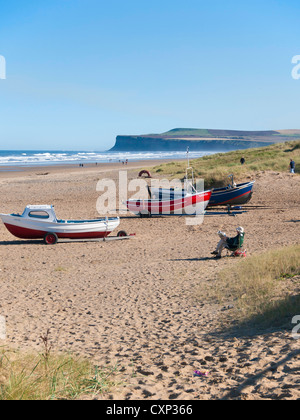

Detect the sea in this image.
[0,150,217,167]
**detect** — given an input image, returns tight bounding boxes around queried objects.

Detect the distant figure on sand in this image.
[240,157,245,165]
[211,227,245,259]
[290,159,295,174]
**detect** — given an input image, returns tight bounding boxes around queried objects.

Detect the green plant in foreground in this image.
[0,345,119,400]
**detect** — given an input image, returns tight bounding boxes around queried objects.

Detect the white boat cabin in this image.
[20,205,57,223]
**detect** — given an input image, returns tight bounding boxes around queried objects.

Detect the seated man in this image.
[212,226,245,259]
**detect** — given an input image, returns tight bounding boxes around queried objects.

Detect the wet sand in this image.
[0,163,299,400]
[0,159,173,178]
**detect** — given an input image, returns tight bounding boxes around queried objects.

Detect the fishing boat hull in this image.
[0,217,120,240]
[0,206,120,240]
[126,190,212,216]
[208,181,255,207]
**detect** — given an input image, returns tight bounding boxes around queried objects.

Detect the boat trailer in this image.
[44,231,136,245]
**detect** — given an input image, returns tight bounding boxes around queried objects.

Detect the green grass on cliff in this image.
[161,128,213,137]
[153,140,300,188]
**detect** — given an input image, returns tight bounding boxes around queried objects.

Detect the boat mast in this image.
[185,147,196,193]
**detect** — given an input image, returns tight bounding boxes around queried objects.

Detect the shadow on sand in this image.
[221,347,300,399]
[168,256,226,262]
[0,239,42,246]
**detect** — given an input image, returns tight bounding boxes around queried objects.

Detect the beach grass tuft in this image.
[0,348,119,400]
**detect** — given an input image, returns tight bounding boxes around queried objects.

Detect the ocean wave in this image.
[0,150,215,166]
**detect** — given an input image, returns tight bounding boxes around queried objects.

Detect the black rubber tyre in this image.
[44,232,58,245]
[117,230,128,237]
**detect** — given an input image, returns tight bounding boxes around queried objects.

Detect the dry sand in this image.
[0,162,299,400]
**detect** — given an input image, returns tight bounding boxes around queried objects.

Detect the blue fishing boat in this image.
[208,176,255,210]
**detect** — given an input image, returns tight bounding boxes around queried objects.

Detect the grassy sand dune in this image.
[153,140,300,187]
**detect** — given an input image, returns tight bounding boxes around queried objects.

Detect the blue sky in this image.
[0,0,300,150]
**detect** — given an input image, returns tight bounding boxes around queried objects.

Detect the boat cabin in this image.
[20,205,57,223]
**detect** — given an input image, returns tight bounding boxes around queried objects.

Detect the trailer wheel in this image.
[44,232,58,245]
[117,230,128,237]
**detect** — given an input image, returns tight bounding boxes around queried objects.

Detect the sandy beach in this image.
[0,162,299,400]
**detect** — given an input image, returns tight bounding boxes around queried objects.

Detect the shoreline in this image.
[0,159,177,179]
[0,149,216,175]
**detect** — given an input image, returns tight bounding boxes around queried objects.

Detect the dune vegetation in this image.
[153,140,300,188]
[202,245,300,331]
[0,337,118,400]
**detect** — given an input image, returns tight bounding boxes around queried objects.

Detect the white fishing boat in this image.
[0,205,120,244]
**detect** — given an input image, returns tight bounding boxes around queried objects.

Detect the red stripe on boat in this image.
[210,191,251,206]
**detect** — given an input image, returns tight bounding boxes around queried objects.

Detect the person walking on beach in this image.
[290,159,296,174]
[211,226,245,259]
